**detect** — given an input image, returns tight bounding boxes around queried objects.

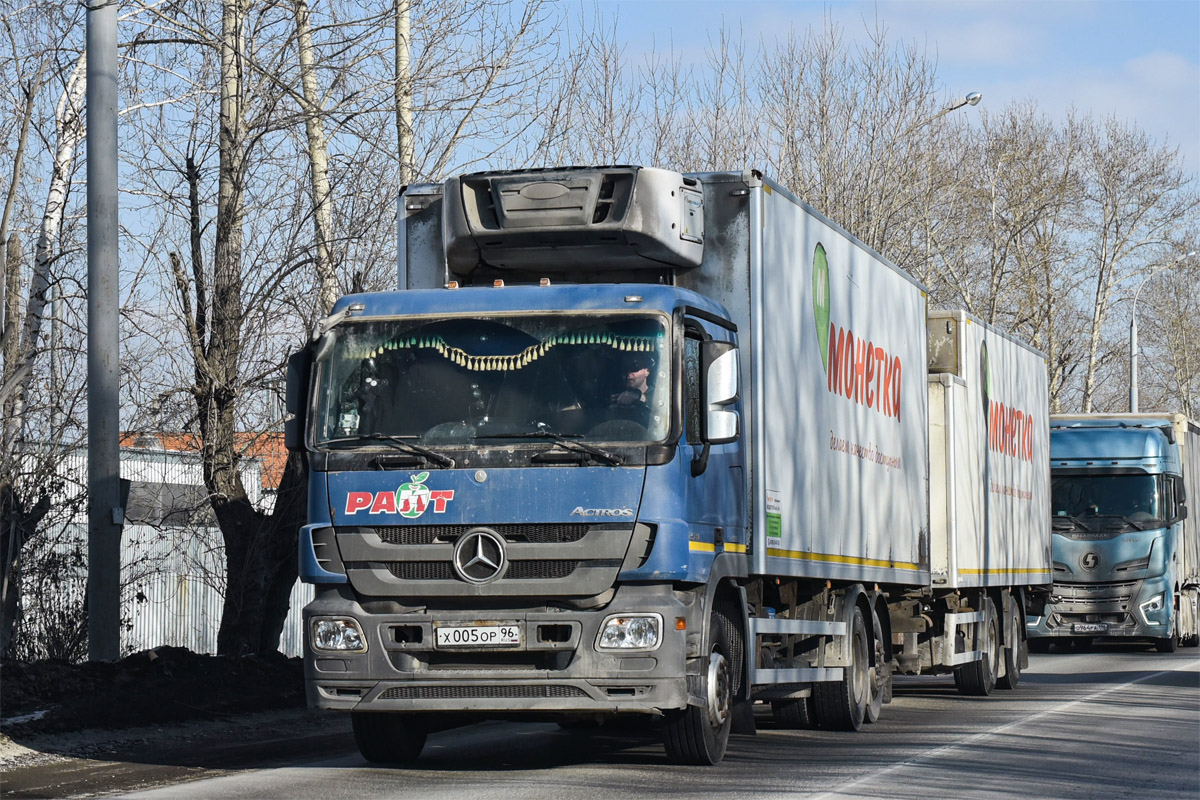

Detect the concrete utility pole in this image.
[86,0,122,662]
[1130,250,1196,413]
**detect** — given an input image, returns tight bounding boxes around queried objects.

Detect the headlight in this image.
[312,618,367,652]
[1139,594,1165,625]
[596,614,662,651]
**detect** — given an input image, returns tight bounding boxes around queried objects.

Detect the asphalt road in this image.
[6,644,1198,799]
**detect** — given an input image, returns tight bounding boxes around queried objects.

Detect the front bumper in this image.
[304,583,698,715]
[1026,575,1172,640]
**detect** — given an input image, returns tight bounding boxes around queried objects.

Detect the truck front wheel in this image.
[663,607,733,765]
[352,712,427,765]
[1155,611,1180,653]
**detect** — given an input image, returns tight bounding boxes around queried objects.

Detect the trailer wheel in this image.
[813,606,869,730]
[1182,591,1200,647]
[352,712,427,765]
[771,694,816,729]
[955,596,999,696]
[865,606,887,723]
[663,606,733,765]
[997,597,1023,690]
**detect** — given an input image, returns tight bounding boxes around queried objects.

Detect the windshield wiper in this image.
[1051,514,1087,531]
[324,433,455,468]
[486,428,624,467]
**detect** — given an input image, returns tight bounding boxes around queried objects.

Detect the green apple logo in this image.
[397,472,432,519]
[813,243,831,371]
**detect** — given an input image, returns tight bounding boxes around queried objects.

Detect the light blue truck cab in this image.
[1028,414,1200,651]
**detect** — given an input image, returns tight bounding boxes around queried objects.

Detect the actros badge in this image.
[570,507,634,517]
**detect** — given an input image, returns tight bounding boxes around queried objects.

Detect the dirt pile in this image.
[0,646,305,737]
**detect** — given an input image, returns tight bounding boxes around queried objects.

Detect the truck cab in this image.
[289,167,751,765]
[1028,415,1195,651]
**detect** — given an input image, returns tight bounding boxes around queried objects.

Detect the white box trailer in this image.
[679,177,930,587]
[677,173,1050,696]
[928,309,1051,590]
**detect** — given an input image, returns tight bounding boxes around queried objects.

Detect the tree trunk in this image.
[394,0,413,184]
[0,54,87,656]
[294,0,339,315]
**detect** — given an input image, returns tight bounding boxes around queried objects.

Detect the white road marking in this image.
[801,658,1200,800]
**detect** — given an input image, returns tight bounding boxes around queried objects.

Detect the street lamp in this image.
[1130,250,1196,412]
[901,92,982,138]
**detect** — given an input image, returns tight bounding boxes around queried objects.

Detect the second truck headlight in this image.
[596,614,662,651]
[1139,594,1165,625]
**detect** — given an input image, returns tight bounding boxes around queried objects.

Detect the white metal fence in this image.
[16,443,310,659]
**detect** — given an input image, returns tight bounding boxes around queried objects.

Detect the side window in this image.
[684,335,702,443]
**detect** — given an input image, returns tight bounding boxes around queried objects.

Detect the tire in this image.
[1155,612,1180,653]
[997,597,1023,690]
[771,694,817,729]
[865,606,887,723]
[813,605,869,731]
[352,713,427,765]
[663,606,734,765]
[1182,593,1200,647]
[955,596,999,697]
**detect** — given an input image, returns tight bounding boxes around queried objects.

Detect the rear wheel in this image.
[813,605,869,731]
[771,694,816,729]
[865,606,887,723]
[955,596,999,696]
[352,713,427,765]
[997,597,1024,690]
[663,606,734,765]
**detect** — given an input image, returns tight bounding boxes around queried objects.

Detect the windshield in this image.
[314,313,670,446]
[1051,473,1166,532]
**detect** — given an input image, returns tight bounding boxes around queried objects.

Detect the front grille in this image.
[385,559,583,581]
[372,523,591,546]
[380,684,587,700]
[387,562,455,581]
[507,560,578,579]
[342,523,633,597]
[1054,581,1138,605]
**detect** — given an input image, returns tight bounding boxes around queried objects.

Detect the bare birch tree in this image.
[0,48,87,655]
[1077,117,1198,412]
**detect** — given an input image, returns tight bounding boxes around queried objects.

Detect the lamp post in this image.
[1130,251,1196,412]
[901,92,982,138]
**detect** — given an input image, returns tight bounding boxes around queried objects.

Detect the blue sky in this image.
[602,0,1200,173]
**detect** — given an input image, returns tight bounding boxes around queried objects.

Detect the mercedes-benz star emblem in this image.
[452,528,507,584]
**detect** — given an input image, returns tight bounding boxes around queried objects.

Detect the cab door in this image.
[681,317,746,557]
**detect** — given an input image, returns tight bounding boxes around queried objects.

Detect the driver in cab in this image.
[611,352,654,407]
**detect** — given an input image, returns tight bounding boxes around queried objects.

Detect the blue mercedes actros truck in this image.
[286,166,1050,766]
[1028,414,1200,651]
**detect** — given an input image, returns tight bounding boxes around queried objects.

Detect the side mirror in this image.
[1172,475,1188,523]
[285,347,313,451]
[702,340,740,445]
